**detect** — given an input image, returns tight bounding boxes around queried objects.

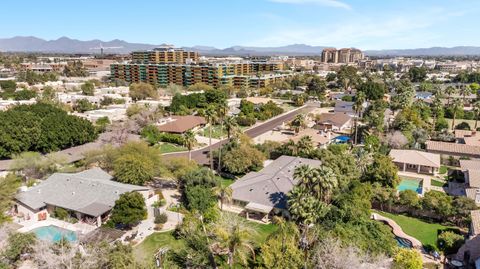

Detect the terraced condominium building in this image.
[132,45,199,64]
[110,63,288,88]
[111,47,287,88]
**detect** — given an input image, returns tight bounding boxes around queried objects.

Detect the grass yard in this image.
[251,223,278,244]
[200,125,225,139]
[431,179,447,187]
[157,143,187,154]
[444,118,476,131]
[439,166,448,175]
[218,177,235,187]
[133,231,184,265]
[376,211,456,247]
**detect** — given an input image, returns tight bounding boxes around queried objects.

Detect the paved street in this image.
[164,103,317,164]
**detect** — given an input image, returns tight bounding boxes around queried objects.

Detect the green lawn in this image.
[133,231,184,265]
[431,179,447,187]
[157,143,187,153]
[251,223,278,244]
[439,166,448,175]
[376,211,455,247]
[218,177,235,187]
[199,125,225,139]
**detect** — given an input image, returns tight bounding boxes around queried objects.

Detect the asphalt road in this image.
[164,103,317,164]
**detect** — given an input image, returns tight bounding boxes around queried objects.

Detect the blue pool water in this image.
[396,236,413,248]
[32,225,77,242]
[397,178,422,194]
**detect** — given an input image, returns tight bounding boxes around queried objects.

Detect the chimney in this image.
[475,189,480,204]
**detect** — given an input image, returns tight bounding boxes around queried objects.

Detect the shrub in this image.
[53,207,69,220]
[154,212,168,224]
[437,231,464,254]
[236,115,256,126]
[455,122,471,130]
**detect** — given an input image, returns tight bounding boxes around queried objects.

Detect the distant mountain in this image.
[0,36,159,54]
[364,46,480,56]
[0,36,479,56]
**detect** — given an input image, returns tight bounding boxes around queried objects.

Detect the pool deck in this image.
[16,218,96,235]
[371,213,422,248]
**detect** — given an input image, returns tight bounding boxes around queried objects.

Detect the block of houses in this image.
[313,112,352,132]
[389,149,441,175]
[156,115,206,134]
[15,167,150,227]
[230,155,322,222]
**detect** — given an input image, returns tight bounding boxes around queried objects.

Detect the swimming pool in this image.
[395,236,413,248]
[32,225,77,243]
[397,177,422,194]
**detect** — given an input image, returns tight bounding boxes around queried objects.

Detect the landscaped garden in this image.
[376,211,456,247]
[431,179,447,188]
[199,125,225,139]
[156,143,187,154]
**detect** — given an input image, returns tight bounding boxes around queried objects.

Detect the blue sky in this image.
[0,0,478,50]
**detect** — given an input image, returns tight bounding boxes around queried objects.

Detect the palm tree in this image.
[216,102,228,172]
[445,86,456,105]
[459,85,472,103]
[431,96,443,130]
[182,130,196,161]
[297,136,314,156]
[213,183,233,210]
[451,99,463,130]
[224,116,238,139]
[353,91,366,144]
[205,105,217,170]
[289,114,306,134]
[473,101,480,130]
[211,213,256,268]
[293,165,337,203]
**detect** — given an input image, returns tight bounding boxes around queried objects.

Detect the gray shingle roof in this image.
[231,156,322,210]
[16,167,148,217]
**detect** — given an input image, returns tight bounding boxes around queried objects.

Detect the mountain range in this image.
[1,36,480,56]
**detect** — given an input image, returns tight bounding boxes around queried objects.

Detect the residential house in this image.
[15,167,151,227]
[389,149,441,175]
[334,100,355,116]
[313,112,352,132]
[156,115,206,134]
[426,140,480,159]
[230,155,322,222]
[461,159,480,204]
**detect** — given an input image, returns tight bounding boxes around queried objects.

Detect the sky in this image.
[0,0,478,50]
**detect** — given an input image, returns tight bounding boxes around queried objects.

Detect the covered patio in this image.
[243,202,273,223]
[390,149,441,175]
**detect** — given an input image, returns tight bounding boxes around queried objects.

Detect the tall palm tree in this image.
[216,102,228,172]
[445,86,456,105]
[224,116,238,139]
[473,100,480,130]
[431,96,443,130]
[182,130,197,161]
[459,85,472,103]
[451,99,463,130]
[205,105,217,170]
[289,114,306,134]
[353,91,366,144]
[297,136,314,157]
[213,183,233,210]
[212,213,256,268]
[293,165,337,203]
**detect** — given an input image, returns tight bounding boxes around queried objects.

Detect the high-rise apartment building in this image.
[321,48,363,63]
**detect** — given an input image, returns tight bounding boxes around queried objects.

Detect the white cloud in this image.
[268,0,351,10]
[246,7,467,49]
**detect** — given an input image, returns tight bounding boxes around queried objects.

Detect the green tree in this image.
[358,80,386,101]
[353,91,366,144]
[398,190,421,208]
[2,232,36,265]
[129,82,157,101]
[337,65,360,90]
[422,190,454,218]
[407,67,427,82]
[451,99,463,130]
[184,185,217,213]
[473,100,480,130]
[289,114,306,134]
[0,174,21,223]
[212,184,232,210]
[222,142,265,174]
[211,213,256,268]
[445,86,456,105]
[81,81,95,96]
[437,231,464,254]
[223,116,238,139]
[393,249,422,269]
[363,154,399,188]
[110,192,147,228]
[205,105,217,170]
[260,218,303,269]
[113,154,154,185]
[74,98,96,112]
[182,130,197,161]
